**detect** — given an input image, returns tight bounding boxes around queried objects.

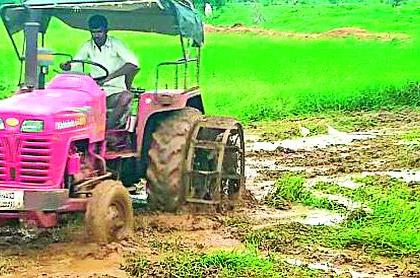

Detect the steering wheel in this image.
[63,59,109,83]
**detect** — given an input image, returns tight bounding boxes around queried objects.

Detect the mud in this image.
[247,133,419,180]
[241,110,420,277]
[204,24,410,41]
[0,110,419,277]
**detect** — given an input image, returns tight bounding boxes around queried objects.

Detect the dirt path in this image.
[204,24,410,41]
[0,110,419,277]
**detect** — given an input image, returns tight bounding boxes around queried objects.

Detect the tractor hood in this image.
[0,74,105,117]
[0,89,94,116]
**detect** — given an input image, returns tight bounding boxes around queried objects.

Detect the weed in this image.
[264,173,346,212]
[401,128,420,142]
[148,238,192,252]
[122,249,321,277]
[246,222,327,252]
[313,181,354,196]
[121,255,150,277]
[294,175,420,256]
[398,145,420,168]
[219,215,251,228]
[398,129,420,167]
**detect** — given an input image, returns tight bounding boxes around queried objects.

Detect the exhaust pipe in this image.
[24,22,39,89]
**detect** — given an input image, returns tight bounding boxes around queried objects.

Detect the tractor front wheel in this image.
[85,180,133,243]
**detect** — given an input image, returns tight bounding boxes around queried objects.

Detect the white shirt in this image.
[74,36,139,96]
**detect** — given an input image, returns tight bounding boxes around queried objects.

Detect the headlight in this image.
[21,120,44,133]
[0,119,4,130]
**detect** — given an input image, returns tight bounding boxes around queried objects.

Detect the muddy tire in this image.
[147,108,203,212]
[85,180,133,244]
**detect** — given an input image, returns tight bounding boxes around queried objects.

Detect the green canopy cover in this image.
[1,0,204,45]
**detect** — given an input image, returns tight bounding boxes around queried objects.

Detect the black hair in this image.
[88,15,108,30]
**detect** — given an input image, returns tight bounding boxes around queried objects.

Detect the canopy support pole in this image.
[179,34,187,89]
[196,47,200,86]
[24,22,39,89]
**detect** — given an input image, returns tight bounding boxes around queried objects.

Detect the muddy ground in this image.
[0,109,419,277]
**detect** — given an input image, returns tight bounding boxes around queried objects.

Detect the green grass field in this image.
[208,1,420,35]
[0,1,419,121]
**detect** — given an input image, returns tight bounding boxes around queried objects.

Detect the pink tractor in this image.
[0,0,245,242]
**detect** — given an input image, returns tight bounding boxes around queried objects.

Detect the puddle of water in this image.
[245,158,287,200]
[337,180,360,189]
[398,140,420,146]
[313,191,370,212]
[248,141,282,152]
[249,204,344,227]
[306,175,362,190]
[245,159,282,176]
[245,165,259,180]
[285,258,382,278]
[246,180,275,201]
[247,129,376,152]
[297,211,344,226]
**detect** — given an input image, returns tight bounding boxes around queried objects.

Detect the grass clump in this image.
[313,181,354,196]
[122,250,320,277]
[246,222,332,253]
[401,128,420,142]
[274,176,420,257]
[335,175,420,256]
[264,173,345,212]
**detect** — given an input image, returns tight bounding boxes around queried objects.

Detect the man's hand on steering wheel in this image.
[59,59,109,84]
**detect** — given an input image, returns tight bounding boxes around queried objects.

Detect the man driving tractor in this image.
[0,0,245,242]
[61,15,139,129]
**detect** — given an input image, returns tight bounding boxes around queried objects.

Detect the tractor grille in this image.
[0,137,52,186]
[19,138,51,185]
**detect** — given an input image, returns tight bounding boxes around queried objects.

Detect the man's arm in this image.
[100,38,139,88]
[100,62,139,88]
[60,43,89,71]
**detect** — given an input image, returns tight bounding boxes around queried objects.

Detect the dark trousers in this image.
[106,90,133,129]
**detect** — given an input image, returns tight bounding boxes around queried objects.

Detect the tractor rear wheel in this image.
[147,108,203,212]
[85,180,133,243]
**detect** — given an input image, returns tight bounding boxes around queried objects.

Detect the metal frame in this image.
[155,57,200,92]
[185,118,245,205]
[155,34,201,92]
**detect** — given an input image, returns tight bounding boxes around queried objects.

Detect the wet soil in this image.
[0,110,419,277]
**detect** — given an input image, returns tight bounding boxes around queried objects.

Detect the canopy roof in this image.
[1,0,204,46]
